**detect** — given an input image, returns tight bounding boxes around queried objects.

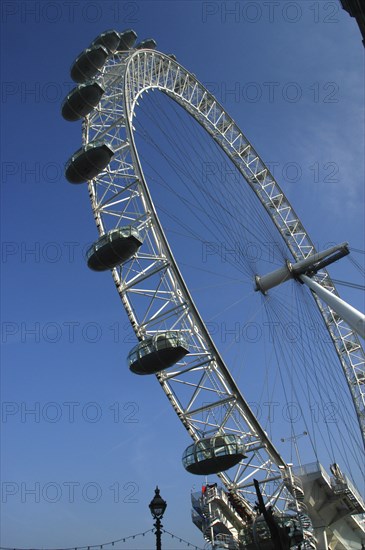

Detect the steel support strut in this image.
[300,274,365,340]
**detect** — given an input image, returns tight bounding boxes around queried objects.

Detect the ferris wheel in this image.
[62,30,365,549]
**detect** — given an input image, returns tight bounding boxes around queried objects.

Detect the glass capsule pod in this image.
[182,435,246,475]
[65,141,114,184]
[128,331,189,375]
[136,39,157,50]
[86,227,143,271]
[61,81,105,121]
[70,44,109,83]
[117,29,137,51]
[91,30,121,54]
[239,514,304,550]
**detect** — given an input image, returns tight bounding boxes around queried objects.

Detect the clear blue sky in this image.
[1,1,364,548]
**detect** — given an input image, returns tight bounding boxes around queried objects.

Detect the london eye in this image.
[62,30,365,549]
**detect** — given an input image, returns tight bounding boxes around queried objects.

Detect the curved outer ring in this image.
[83,49,364,521]
[127,50,365,448]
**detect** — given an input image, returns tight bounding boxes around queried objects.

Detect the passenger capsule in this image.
[86,227,143,271]
[65,141,114,184]
[91,30,120,54]
[70,45,109,83]
[182,435,246,475]
[118,29,137,51]
[128,332,189,375]
[241,514,304,550]
[136,39,157,50]
[61,82,105,121]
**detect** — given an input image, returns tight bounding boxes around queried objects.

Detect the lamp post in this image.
[149,486,167,550]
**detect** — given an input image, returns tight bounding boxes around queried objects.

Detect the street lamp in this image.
[149,486,167,550]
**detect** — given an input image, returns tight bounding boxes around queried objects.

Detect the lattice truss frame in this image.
[82,50,365,522]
